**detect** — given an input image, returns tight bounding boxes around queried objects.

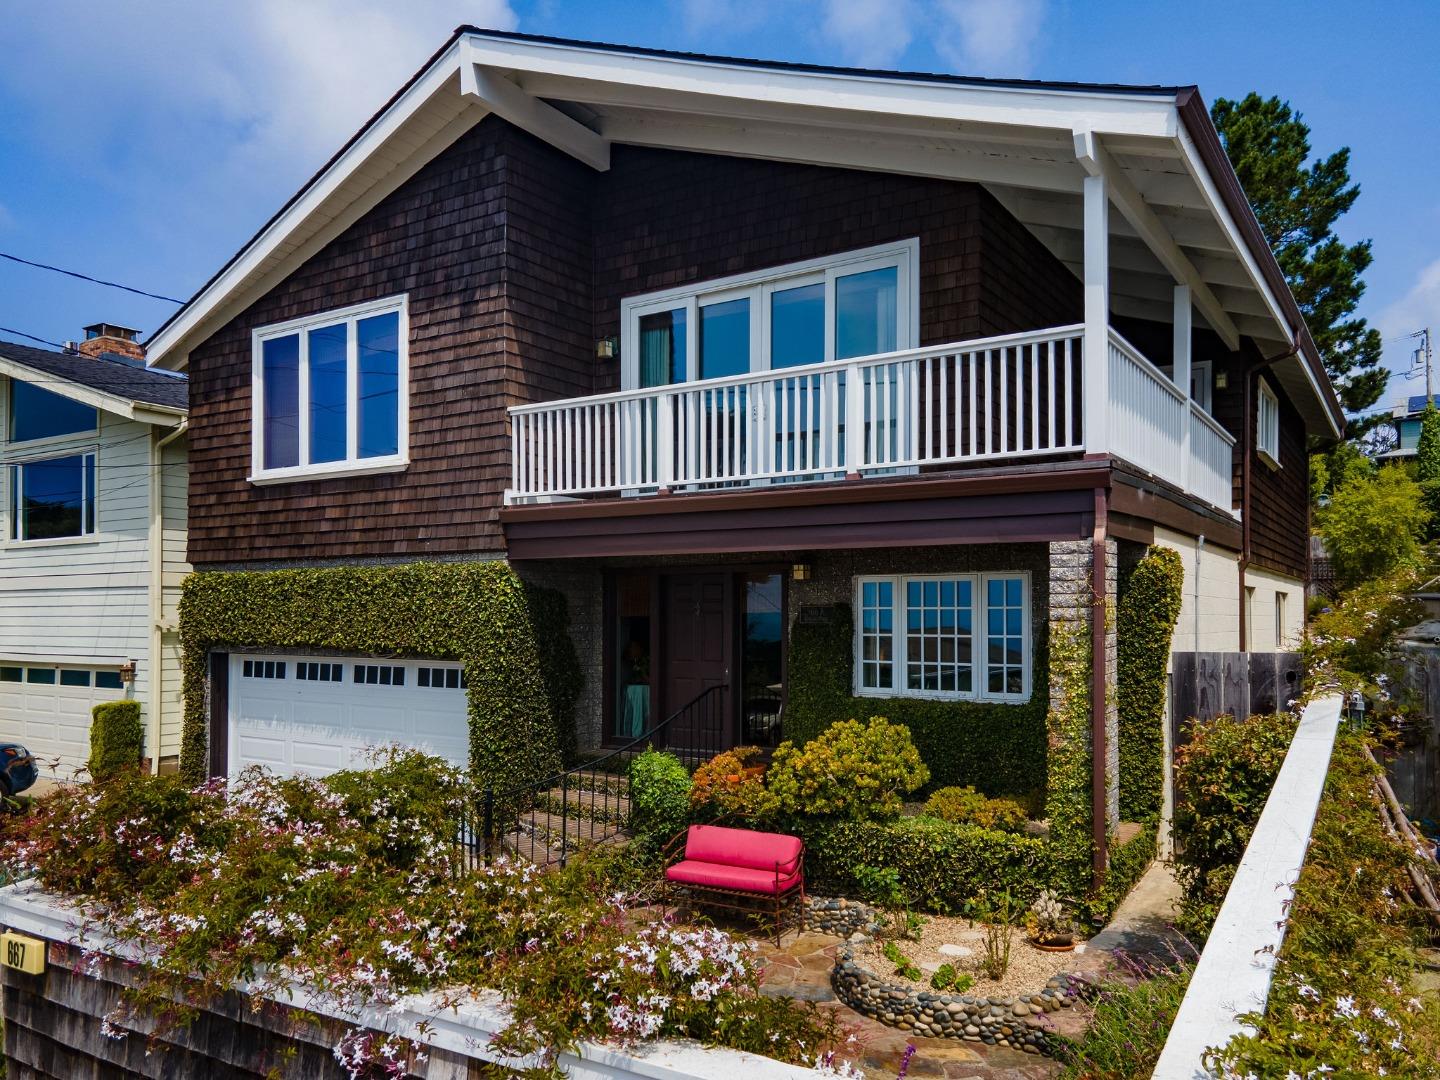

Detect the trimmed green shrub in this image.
[786,605,1046,798]
[799,815,1060,913]
[923,785,1027,832]
[1172,712,1297,937]
[88,700,143,781]
[768,717,929,821]
[177,562,566,789]
[525,584,583,765]
[628,749,691,850]
[1117,546,1184,822]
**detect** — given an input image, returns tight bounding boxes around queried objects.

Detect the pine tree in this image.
[1212,94,1386,432]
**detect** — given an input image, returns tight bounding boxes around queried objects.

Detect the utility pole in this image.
[1406,327,1433,404]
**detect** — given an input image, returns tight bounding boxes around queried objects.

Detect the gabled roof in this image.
[144,26,1343,439]
[0,339,187,424]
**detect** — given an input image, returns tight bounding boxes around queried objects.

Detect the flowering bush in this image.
[1206,734,1440,1078]
[689,746,778,822]
[1303,569,1425,703]
[1,748,850,1078]
[767,717,929,822]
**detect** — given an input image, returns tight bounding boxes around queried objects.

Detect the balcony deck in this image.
[507,324,1236,519]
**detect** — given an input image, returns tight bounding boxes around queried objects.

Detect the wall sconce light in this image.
[791,563,812,582]
[1214,368,1229,391]
[119,661,138,684]
[595,336,619,361]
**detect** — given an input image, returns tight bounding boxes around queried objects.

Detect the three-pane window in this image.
[252,297,407,480]
[856,573,1029,701]
[9,453,96,542]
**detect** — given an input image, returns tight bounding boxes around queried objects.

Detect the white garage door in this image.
[228,654,470,779]
[0,662,130,780]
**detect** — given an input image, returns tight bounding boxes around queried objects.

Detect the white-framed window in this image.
[1190,360,1212,414]
[620,240,919,389]
[1257,378,1280,466]
[6,379,98,445]
[250,295,409,483]
[1275,591,1288,648]
[8,451,96,542]
[854,572,1030,702]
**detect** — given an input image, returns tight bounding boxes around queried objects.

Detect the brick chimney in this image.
[76,322,145,362]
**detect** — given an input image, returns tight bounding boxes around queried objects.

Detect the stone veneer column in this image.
[1047,539,1120,834]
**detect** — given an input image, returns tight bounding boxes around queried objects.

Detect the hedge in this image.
[178,562,573,789]
[799,815,1060,913]
[1045,615,1095,897]
[786,604,1047,799]
[88,700,144,781]
[1116,546,1184,822]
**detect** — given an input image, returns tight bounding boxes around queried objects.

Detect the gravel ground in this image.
[855,914,1082,998]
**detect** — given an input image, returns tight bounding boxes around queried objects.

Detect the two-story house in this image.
[145,29,1334,871]
[0,327,189,779]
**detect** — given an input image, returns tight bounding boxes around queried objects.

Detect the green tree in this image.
[1415,403,1440,535]
[1315,465,1429,588]
[1212,94,1386,429]
[1309,440,1373,507]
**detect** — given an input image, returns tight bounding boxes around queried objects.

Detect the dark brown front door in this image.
[662,573,730,750]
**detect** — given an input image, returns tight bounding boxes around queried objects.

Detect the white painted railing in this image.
[1151,695,1343,1080]
[1188,403,1236,513]
[508,322,1237,515]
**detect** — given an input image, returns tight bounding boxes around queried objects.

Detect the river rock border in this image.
[802,896,882,938]
[830,949,1088,1057]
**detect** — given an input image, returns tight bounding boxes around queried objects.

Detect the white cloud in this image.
[821,0,916,69]
[1376,258,1440,400]
[934,0,1045,77]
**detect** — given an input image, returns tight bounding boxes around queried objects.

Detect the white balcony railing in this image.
[508,323,1237,515]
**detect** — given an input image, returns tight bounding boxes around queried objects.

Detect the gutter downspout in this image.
[148,420,187,774]
[1091,485,1110,893]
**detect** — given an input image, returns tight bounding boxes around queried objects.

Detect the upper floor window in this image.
[855,572,1030,702]
[621,240,918,389]
[251,296,408,482]
[1257,378,1280,465]
[7,380,97,444]
[9,452,96,542]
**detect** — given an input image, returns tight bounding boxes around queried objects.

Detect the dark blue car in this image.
[0,744,38,797]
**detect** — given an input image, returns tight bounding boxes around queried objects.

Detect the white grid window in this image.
[1257,379,1280,465]
[856,573,1029,701]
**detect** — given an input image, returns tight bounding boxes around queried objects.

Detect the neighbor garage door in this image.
[0,662,130,780]
[228,654,470,779]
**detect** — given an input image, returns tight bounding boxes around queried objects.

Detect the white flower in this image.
[1334,995,1358,1019]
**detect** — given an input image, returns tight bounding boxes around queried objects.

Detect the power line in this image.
[0,252,185,305]
[0,326,75,353]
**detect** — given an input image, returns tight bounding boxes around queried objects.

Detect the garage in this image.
[228,653,471,779]
[0,662,130,781]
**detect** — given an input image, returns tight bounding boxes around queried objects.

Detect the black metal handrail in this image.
[460,684,727,871]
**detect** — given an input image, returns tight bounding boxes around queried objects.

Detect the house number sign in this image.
[0,931,45,974]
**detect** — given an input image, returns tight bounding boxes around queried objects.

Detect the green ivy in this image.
[1116,547,1184,822]
[88,700,144,782]
[177,562,568,789]
[798,815,1060,913]
[525,585,583,765]
[786,604,1047,799]
[1045,615,1095,897]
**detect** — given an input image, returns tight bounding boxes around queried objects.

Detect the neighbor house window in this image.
[251,296,407,481]
[855,573,1029,701]
[1275,591,1288,648]
[621,240,917,388]
[7,380,97,444]
[1257,379,1280,464]
[9,452,96,542]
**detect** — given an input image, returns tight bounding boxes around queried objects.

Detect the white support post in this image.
[1080,160,1110,456]
[655,391,675,493]
[844,364,865,478]
[1174,284,1193,494]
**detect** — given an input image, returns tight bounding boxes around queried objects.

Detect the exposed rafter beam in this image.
[601,113,1084,194]
[461,62,610,171]
[1074,130,1239,350]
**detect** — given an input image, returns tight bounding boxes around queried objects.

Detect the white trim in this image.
[1256,377,1280,467]
[250,295,409,484]
[620,240,918,390]
[5,449,97,545]
[852,571,1031,704]
[1152,694,1343,1080]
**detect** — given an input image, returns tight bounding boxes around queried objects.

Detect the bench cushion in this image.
[666,858,802,895]
[681,824,803,874]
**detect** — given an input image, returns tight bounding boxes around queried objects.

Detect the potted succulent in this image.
[1025,889,1075,951]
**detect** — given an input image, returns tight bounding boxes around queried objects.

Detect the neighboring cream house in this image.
[0,326,188,779]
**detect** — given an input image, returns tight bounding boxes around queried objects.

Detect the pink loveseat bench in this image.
[664,824,805,944]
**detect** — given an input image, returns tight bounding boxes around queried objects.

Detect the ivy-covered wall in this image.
[177,562,579,787]
[1116,545,1184,822]
[786,604,1048,800]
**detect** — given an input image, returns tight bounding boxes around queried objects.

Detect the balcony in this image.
[507,324,1236,517]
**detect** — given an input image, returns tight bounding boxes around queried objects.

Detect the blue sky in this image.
[1,1,1436,408]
